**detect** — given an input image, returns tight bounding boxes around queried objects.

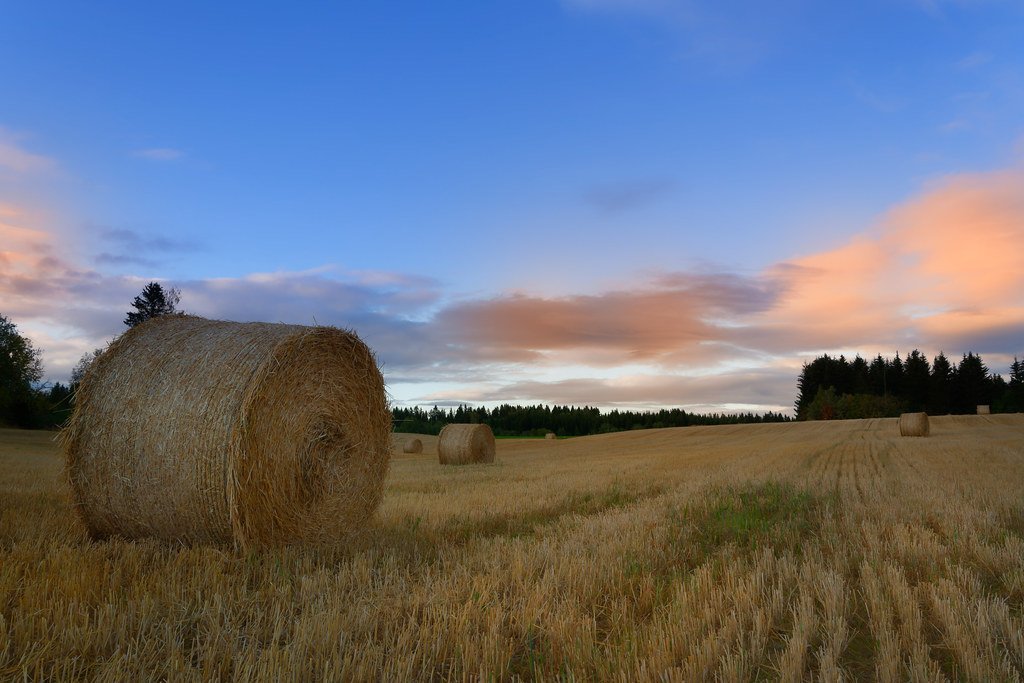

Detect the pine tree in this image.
[954,353,992,413]
[850,355,869,394]
[904,350,931,412]
[888,353,905,397]
[868,355,888,395]
[124,282,181,328]
[1003,356,1024,412]
[929,352,954,415]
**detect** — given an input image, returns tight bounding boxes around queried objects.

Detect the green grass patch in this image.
[439,482,662,543]
[700,482,820,551]
[663,481,828,567]
[618,481,828,620]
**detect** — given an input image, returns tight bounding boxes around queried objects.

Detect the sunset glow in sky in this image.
[2,1,1023,413]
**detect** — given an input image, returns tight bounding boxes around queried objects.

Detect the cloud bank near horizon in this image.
[2,166,1023,411]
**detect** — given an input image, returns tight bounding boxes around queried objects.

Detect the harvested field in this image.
[2,415,1023,680]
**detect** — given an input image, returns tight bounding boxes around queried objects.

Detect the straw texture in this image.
[977,405,990,415]
[898,412,930,437]
[545,432,557,440]
[437,424,495,465]
[402,438,423,454]
[61,315,390,549]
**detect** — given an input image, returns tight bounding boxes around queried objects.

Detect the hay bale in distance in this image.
[898,412,930,437]
[545,432,557,440]
[437,424,495,465]
[402,438,423,454]
[61,315,391,549]
[977,405,990,415]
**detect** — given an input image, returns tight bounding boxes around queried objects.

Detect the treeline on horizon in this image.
[392,403,792,437]
[796,350,1024,420]
[1,284,180,429]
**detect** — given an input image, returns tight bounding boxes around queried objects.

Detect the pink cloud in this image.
[0,129,56,174]
[749,169,1024,354]
[434,273,778,364]
[2,163,1022,411]
[428,168,1024,381]
[419,368,797,412]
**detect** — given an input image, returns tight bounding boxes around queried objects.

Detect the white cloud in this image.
[956,50,993,71]
[131,147,185,161]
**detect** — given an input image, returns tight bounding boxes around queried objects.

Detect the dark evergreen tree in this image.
[1011,357,1024,387]
[953,353,992,413]
[929,352,954,415]
[850,355,870,394]
[887,354,905,398]
[903,350,931,412]
[868,355,888,395]
[393,403,790,436]
[47,382,72,405]
[1002,357,1024,413]
[991,374,1008,407]
[124,282,181,328]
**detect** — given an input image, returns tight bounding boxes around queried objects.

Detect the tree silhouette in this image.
[0,314,44,426]
[904,350,931,412]
[954,353,992,413]
[124,282,181,328]
[929,352,954,415]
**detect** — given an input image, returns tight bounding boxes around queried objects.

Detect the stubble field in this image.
[2,415,1023,681]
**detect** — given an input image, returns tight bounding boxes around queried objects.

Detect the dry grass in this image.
[2,415,1023,680]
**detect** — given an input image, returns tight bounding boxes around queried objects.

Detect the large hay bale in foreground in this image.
[402,438,423,454]
[898,412,930,437]
[437,424,495,465]
[61,315,390,549]
[977,405,990,415]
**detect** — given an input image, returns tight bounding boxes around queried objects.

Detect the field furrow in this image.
[1,416,1022,680]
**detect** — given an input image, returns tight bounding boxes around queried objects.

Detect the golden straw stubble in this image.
[437,423,496,465]
[61,314,391,549]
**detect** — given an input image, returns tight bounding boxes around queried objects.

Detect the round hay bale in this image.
[402,438,423,454]
[437,423,495,465]
[898,412,930,437]
[61,315,390,549]
[545,432,557,440]
[977,405,990,415]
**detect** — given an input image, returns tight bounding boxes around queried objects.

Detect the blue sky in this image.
[2,1,1023,412]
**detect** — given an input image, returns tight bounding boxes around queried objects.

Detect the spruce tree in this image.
[929,352,954,415]
[954,353,992,413]
[124,282,181,328]
[904,350,931,412]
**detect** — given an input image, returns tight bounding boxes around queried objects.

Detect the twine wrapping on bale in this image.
[545,432,557,440]
[61,314,391,549]
[437,424,495,465]
[402,438,423,454]
[977,405,990,415]
[898,412,930,437]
